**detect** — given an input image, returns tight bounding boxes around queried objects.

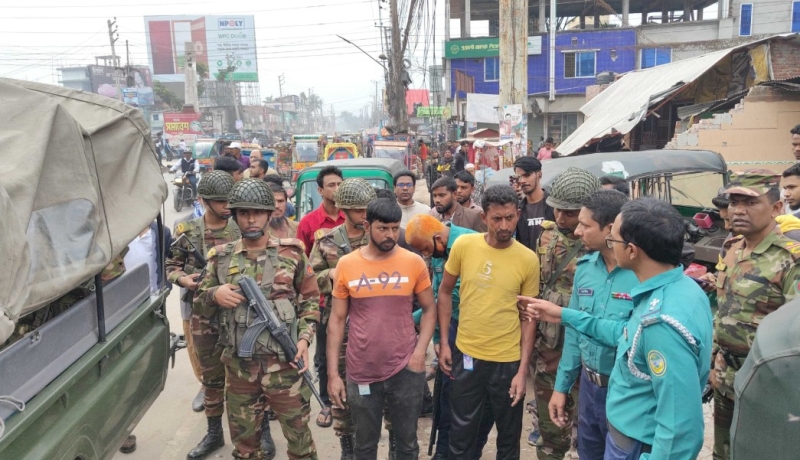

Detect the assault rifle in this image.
[238,275,325,408]
[171,234,207,302]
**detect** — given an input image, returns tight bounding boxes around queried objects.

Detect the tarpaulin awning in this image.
[0,78,167,343]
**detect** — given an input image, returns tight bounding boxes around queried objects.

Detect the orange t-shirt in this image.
[332,247,431,384]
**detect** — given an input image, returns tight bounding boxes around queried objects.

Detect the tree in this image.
[154,81,184,110]
[196,62,209,97]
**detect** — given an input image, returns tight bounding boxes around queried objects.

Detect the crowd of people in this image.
[154,126,799,460]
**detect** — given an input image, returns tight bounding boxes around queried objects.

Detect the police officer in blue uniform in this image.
[521,197,713,460]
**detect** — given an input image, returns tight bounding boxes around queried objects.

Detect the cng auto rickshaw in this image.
[486,149,730,267]
[292,134,324,172]
[323,142,360,161]
[294,158,405,219]
[373,140,423,179]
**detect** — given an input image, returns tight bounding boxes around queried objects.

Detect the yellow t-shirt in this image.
[444,233,539,362]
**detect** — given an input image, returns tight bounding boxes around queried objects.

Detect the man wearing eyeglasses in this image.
[394,169,431,229]
[523,197,714,460]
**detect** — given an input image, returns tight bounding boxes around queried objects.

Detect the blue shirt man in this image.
[523,197,713,460]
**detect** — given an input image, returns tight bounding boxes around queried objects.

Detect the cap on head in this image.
[335,178,377,209]
[197,170,236,200]
[229,141,242,149]
[546,167,601,210]
[465,163,476,171]
[726,169,779,197]
[227,178,276,211]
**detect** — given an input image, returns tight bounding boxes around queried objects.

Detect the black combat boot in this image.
[261,416,276,460]
[339,434,355,460]
[186,415,225,459]
[388,430,397,460]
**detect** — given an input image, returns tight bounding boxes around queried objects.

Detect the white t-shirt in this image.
[399,200,432,229]
[124,228,158,294]
[784,204,800,219]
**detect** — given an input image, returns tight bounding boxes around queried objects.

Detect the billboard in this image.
[88,65,155,106]
[144,15,258,83]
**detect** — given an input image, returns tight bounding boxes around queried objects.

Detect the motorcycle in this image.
[172,173,197,212]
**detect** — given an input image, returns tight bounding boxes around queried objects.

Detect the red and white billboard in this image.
[163,112,214,143]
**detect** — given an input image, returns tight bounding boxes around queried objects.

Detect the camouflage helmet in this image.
[335,178,377,209]
[196,170,235,200]
[227,178,275,211]
[546,167,601,210]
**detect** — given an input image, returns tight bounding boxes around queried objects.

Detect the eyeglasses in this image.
[605,236,630,249]
[396,183,414,188]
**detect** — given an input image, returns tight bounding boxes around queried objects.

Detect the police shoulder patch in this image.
[647,350,667,377]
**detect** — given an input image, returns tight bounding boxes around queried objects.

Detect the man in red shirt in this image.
[296,166,345,255]
[418,139,429,162]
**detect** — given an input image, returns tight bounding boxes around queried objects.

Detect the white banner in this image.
[466,93,500,124]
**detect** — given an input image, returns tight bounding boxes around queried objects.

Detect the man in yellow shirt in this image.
[438,185,540,459]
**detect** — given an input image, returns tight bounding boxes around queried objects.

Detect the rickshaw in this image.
[294,158,405,219]
[292,134,323,172]
[323,142,360,161]
[486,149,730,267]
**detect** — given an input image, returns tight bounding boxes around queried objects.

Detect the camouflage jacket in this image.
[194,238,320,359]
[535,223,587,370]
[715,229,800,356]
[308,225,369,307]
[166,217,241,285]
[268,218,299,239]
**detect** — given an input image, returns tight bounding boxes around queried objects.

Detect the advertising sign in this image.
[499,104,527,159]
[415,106,451,118]
[163,112,214,144]
[89,65,155,106]
[144,15,258,83]
[445,36,543,59]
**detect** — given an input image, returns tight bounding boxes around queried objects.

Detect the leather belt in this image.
[607,422,652,454]
[582,363,610,387]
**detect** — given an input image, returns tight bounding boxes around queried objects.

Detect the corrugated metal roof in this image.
[557,34,798,156]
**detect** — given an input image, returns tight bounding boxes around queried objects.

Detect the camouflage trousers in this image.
[712,349,736,460]
[190,309,225,417]
[223,353,317,460]
[182,319,203,383]
[332,335,353,437]
[533,368,579,460]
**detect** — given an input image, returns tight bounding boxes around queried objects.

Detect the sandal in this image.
[316,405,333,428]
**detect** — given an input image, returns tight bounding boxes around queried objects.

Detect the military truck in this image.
[0,79,170,459]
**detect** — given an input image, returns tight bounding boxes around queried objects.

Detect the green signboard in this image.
[415,106,451,117]
[445,36,542,59]
[445,38,500,59]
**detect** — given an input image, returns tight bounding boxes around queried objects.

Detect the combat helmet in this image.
[227,178,275,211]
[546,167,601,210]
[335,178,377,209]
[197,170,236,200]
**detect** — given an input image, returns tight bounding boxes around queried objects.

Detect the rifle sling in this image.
[544,240,583,293]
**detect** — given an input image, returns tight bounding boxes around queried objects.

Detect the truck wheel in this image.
[174,190,183,212]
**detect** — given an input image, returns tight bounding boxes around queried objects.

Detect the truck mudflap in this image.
[0,264,170,460]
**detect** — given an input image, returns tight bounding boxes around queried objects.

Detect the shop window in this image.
[547,113,579,146]
[564,52,596,78]
[792,2,800,32]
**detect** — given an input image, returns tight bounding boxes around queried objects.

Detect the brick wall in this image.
[770,40,800,81]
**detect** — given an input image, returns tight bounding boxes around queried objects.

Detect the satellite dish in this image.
[403,58,412,69]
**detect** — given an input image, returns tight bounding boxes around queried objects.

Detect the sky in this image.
[0,0,448,114]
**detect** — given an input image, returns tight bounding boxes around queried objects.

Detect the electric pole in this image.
[499,0,529,152]
[388,0,409,132]
[278,74,287,134]
[107,18,121,100]
[330,104,335,133]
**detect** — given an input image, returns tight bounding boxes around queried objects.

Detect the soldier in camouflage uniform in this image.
[308,179,376,460]
[706,172,800,460]
[533,168,600,460]
[165,171,247,460]
[194,179,320,460]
